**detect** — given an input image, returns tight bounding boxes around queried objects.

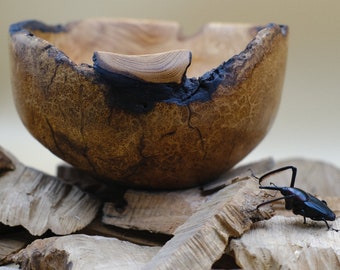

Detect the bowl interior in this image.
[30,19,257,77]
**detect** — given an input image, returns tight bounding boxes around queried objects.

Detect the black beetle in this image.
[253,166,338,231]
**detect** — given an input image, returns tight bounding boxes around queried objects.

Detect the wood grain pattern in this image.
[229,215,340,270]
[11,234,160,270]
[102,158,274,235]
[0,146,100,236]
[143,178,273,270]
[93,50,191,83]
[1,156,340,269]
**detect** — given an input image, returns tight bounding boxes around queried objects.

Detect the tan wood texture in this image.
[0,146,100,236]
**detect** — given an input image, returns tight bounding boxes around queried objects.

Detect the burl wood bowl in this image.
[9,19,288,189]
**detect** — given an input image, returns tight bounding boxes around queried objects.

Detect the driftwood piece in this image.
[11,234,160,270]
[5,153,340,269]
[102,158,274,235]
[103,188,204,235]
[229,215,340,270]
[0,146,101,236]
[142,178,273,270]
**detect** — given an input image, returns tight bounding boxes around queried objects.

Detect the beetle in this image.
[253,166,338,231]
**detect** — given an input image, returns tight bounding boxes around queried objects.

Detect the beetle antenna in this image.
[289,166,298,188]
[255,166,297,186]
[256,194,295,209]
[265,182,279,197]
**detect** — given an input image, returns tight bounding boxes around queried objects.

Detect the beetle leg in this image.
[322,218,331,229]
[331,227,339,232]
[299,208,307,224]
[320,218,339,232]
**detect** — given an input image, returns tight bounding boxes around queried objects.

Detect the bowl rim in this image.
[9,19,288,114]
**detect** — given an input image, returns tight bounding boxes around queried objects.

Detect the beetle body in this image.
[255,166,337,230]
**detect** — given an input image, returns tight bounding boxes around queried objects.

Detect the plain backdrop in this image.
[1,0,339,175]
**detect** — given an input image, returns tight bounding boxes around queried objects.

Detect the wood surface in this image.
[229,215,340,270]
[0,146,100,236]
[1,145,340,269]
[11,234,160,270]
[102,158,274,235]
[142,178,273,270]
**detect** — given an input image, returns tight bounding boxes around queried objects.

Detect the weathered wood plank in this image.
[229,214,340,270]
[11,234,160,270]
[103,188,204,235]
[142,178,273,270]
[0,146,101,236]
[102,158,274,235]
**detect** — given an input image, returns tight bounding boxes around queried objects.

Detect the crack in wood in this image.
[186,105,206,157]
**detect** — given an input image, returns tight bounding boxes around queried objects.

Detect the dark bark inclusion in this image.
[93,57,231,114]
[9,20,67,35]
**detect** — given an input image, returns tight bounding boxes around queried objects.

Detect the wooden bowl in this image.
[9,18,288,189]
